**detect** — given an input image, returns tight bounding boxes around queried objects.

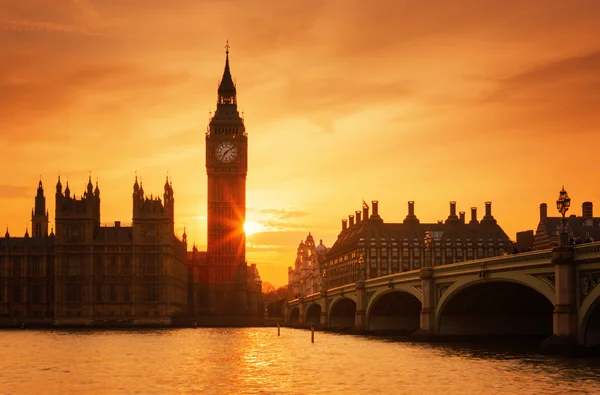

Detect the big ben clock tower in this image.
[206,44,249,314]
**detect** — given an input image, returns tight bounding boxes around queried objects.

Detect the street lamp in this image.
[556,186,571,247]
[358,253,365,281]
[424,230,433,268]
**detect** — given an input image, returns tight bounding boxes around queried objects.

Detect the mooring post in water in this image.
[277,322,280,336]
[311,326,314,343]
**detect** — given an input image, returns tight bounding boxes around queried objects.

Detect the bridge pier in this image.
[298,299,306,327]
[320,290,329,326]
[542,247,585,355]
[354,280,367,332]
[412,267,438,341]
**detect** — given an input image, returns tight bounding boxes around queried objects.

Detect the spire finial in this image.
[225,39,230,55]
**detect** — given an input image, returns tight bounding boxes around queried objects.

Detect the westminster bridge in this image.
[285,242,600,350]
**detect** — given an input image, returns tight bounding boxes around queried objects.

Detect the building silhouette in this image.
[183,46,261,321]
[532,202,598,250]
[320,200,513,289]
[1,177,188,326]
[0,48,262,326]
[287,233,329,299]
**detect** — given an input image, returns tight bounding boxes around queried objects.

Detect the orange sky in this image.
[1,1,600,286]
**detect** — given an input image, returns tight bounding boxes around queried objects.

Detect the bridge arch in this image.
[328,296,356,329]
[288,306,300,325]
[366,287,422,333]
[579,282,600,346]
[436,276,554,337]
[305,302,322,326]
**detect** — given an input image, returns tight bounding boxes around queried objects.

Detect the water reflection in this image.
[1,328,599,394]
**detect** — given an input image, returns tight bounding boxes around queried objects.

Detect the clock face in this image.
[215,142,237,163]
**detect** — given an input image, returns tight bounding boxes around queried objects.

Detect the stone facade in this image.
[1,177,188,327]
[532,202,599,251]
[323,200,513,289]
[288,233,329,299]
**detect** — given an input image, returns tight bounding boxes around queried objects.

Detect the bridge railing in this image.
[287,242,600,302]
[574,241,600,260]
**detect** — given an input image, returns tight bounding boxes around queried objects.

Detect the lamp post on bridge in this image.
[358,238,366,281]
[556,186,571,247]
[358,254,365,281]
[424,230,433,268]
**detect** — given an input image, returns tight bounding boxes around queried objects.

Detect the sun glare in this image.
[244,220,265,236]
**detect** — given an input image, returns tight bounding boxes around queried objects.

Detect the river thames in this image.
[1,328,599,394]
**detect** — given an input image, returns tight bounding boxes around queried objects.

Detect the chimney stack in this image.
[363,204,369,221]
[408,201,415,216]
[372,200,379,217]
[482,201,497,224]
[540,203,548,221]
[349,215,355,227]
[450,201,457,217]
[355,210,361,223]
[470,207,479,224]
[583,202,593,220]
[459,211,465,224]
[342,219,347,231]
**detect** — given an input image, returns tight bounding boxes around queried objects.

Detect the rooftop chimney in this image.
[404,201,420,224]
[481,201,497,224]
[342,219,347,231]
[355,210,362,223]
[447,201,458,221]
[583,202,593,220]
[363,204,369,221]
[459,211,465,224]
[470,207,479,224]
[371,200,379,218]
[540,203,548,221]
[349,215,355,227]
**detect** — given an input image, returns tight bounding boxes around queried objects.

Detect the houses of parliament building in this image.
[0,48,261,327]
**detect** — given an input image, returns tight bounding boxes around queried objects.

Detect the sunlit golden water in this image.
[1,328,600,395]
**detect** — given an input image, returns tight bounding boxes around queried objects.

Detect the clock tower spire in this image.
[205,42,249,315]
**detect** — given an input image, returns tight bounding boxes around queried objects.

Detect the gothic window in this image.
[66,284,81,302]
[32,286,42,304]
[30,258,43,277]
[68,257,81,276]
[122,257,132,274]
[12,285,21,303]
[94,256,103,275]
[146,284,158,302]
[95,284,102,302]
[13,259,21,277]
[110,256,118,275]
[109,284,117,302]
[146,255,158,275]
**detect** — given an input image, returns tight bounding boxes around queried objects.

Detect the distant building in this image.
[322,200,514,289]
[532,202,599,250]
[514,230,534,252]
[288,233,329,299]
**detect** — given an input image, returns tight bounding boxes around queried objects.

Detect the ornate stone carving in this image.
[533,274,556,290]
[581,271,600,301]
[436,283,451,301]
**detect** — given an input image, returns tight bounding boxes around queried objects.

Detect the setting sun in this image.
[244,220,265,236]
